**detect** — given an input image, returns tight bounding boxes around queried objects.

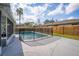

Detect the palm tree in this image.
[16,7,23,40]
[16,7,23,24]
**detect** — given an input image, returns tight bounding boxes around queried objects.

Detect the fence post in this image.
[63,25,64,35]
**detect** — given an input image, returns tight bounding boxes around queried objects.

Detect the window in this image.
[7,18,13,39]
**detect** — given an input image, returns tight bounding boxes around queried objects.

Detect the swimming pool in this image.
[19,31,48,41]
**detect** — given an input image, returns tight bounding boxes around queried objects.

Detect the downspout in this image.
[19,15,20,40]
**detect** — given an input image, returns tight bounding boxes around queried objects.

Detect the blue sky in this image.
[11,3,79,24]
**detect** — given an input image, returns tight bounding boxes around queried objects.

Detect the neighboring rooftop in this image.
[45,19,79,26]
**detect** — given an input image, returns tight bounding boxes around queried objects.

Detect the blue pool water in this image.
[19,31,47,41]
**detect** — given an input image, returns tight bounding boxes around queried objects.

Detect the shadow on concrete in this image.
[2,35,24,56]
[24,36,61,46]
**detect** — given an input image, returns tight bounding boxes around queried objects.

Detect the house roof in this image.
[0,3,10,7]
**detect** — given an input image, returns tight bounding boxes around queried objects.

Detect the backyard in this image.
[0,3,79,56]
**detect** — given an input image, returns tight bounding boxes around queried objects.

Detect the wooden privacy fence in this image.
[15,25,79,36]
[15,27,53,35]
[53,25,79,36]
[33,27,53,35]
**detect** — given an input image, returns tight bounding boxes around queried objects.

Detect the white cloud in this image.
[10,4,18,20]
[48,4,64,16]
[16,15,38,24]
[19,3,27,8]
[23,15,38,23]
[30,4,48,16]
[58,16,76,21]
[23,4,49,23]
[24,15,37,20]
[59,18,64,21]
[65,3,79,14]
[14,3,49,24]
[67,16,76,19]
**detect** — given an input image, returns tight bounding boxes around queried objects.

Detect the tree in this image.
[54,19,58,22]
[38,19,40,25]
[16,7,23,40]
[16,7,23,24]
[44,19,50,24]
[50,18,55,22]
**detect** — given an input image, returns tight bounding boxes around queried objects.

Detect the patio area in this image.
[2,35,79,56]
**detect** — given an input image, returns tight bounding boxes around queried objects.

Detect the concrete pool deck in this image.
[2,35,79,56]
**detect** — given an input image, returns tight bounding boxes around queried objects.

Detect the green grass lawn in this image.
[53,33,79,40]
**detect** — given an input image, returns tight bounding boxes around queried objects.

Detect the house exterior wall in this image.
[0,9,1,55]
[0,4,15,55]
